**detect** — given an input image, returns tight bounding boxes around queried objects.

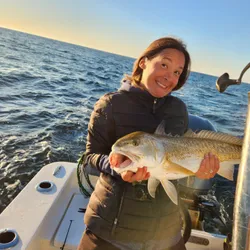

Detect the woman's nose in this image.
[164,71,173,81]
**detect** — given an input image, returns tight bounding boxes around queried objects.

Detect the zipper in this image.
[152,98,158,114]
[111,186,126,236]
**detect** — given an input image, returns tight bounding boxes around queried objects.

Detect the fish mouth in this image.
[109,152,132,167]
[109,151,138,173]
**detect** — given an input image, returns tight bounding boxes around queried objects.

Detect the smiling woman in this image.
[77,37,220,250]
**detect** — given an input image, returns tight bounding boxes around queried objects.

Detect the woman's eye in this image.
[174,71,181,76]
[161,63,167,68]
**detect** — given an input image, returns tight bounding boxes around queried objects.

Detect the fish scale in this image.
[162,137,242,162]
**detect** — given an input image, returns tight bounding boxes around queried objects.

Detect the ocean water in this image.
[1,27,250,235]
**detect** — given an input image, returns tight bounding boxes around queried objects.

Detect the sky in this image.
[1,0,250,83]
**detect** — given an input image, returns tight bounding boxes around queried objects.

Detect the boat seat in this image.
[53,193,89,249]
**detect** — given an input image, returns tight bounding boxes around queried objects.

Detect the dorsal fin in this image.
[154,120,178,136]
[184,129,243,146]
[154,120,166,135]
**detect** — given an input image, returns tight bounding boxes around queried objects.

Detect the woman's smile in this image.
[156,80,167,89]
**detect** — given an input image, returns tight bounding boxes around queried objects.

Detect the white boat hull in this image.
[0,162,226,249]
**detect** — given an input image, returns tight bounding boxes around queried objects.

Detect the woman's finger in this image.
[144,172,151,180]
[140,167,148,180]
[196,154,212,179]
[121,167,150,182]
[207,153,220,178]
[213,153,220,172]
[121,171,134,182]
[134,168,144,182]
[209,153,216,177]
[143,167,150,180]
[136,167,150,181]
[196,157,209,179]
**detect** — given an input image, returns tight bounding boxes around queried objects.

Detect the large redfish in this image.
[109,125,242,205]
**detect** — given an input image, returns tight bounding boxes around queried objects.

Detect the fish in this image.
[109,123,242,205]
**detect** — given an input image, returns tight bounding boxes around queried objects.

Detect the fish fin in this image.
[147,177,160,198]
[163,159,195,176]
[184,129,242,146]
[167,162,195,176]
[160,179,178,205]
[154,120,179,137]
[218,161,238,181]
[154,120,166,135]
[166,157,201,174]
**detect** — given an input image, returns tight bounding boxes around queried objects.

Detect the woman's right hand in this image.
[121,167,150,183]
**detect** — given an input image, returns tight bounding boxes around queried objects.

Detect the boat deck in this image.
[54,194,87,249]
[0,162,226,250]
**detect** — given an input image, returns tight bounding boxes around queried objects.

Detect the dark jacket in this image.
[84,84,188,242]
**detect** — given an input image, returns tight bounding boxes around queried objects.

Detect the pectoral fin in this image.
[160,179,178,205]
[147,177,160,198]
[218,161,238,181]
[164,160,195,176]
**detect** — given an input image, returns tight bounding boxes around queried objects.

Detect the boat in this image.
[0,161,227,250]
[0,63,250,250]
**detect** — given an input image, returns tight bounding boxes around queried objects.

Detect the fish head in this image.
[109,131,161,174]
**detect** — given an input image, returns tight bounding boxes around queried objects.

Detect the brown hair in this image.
[125,37,191,91]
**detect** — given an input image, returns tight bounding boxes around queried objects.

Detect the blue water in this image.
[1,27,250,234]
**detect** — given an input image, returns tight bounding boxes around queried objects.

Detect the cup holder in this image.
[0,229,19,249]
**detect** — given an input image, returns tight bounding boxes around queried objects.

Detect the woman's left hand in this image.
[195,152,220,179]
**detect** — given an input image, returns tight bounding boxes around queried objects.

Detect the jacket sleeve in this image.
[85,94,119,177]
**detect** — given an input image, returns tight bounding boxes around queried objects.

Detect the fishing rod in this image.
[216,62,250,250]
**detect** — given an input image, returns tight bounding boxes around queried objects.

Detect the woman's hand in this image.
[121,167,150,183]
[195,152,220,179]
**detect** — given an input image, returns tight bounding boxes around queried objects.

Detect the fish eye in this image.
[132,140,139,146]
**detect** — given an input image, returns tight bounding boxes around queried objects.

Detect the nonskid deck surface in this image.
[54,194,88,249]
[0,162,226,250]
[54,193,226,250]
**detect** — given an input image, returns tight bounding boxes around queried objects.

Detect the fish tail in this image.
[218,160,239,181]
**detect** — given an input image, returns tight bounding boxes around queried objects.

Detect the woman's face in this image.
[139,48,185,98]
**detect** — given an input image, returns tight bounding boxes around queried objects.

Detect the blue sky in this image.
[1,0,250,82]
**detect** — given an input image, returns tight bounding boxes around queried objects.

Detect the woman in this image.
[78,37,219,250]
